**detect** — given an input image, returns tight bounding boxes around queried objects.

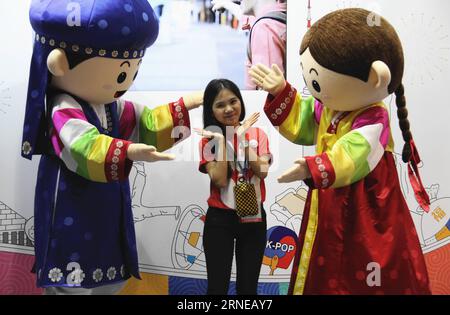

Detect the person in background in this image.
[211,0,287,89]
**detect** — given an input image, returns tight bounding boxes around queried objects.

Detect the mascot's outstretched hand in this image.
[183,91,204,110]
[249,63,286,96]
[127,143,175,162]
[277,158,311,183]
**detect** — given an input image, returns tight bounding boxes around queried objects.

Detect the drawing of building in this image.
[0,201,33,248]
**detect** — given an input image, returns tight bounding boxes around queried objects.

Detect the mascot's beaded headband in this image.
[33,33,146,60]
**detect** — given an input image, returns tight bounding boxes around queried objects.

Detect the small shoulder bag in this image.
[233,151,259,217]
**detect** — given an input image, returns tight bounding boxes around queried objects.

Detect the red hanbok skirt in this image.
[289,152,431,295]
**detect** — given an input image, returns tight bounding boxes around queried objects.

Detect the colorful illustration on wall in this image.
[269,185,308,234]
[0,201,33,253]
[171,205,206,270]
[0,201,41,294]
[416,188,450,294]
[263,226,298,275]
[416,192,450,252]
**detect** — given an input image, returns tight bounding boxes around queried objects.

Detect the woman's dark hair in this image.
[203,78,246,135]
[301,8,413,163]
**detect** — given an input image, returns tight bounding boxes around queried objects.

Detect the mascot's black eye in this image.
[312,80,321,93]
[117,72,127,84]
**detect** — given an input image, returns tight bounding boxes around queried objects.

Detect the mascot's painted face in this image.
[49,52,142,105]
[300,48,392,112]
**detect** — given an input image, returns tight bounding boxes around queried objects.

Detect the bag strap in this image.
[232,142,250,183]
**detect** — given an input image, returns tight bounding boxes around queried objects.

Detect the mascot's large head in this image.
[22,0,159,159]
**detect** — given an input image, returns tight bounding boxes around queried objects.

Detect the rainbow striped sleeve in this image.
[305,105,391,189]
[264,82,319,146]
[51,95,132,183]
[117,97,191,152]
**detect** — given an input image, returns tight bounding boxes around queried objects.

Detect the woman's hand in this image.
[127,143,175,162]
[236,112,260,140]
[249,63,286,97]
[195,128,228,188]
[183,91,204,110]
[277,158,311,183]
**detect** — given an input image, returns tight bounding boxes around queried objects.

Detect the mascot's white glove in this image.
[249,63,286,97]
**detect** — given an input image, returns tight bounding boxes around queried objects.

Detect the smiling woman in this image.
[196,78,272,295]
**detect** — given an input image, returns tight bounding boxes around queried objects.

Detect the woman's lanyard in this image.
[232,139,250,183]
